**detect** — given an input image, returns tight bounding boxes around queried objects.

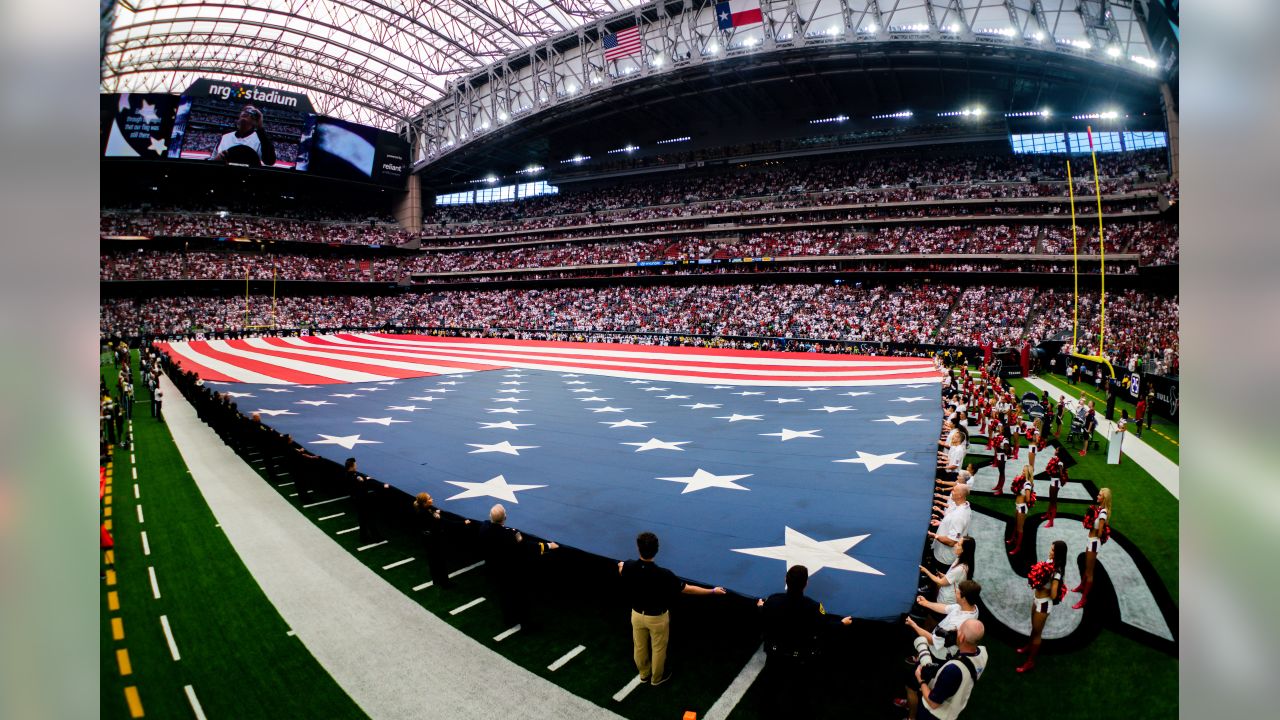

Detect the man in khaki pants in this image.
[618,532,725,686]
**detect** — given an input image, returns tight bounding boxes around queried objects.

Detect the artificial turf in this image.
[100,354,368,720]
[1030,371,1180,463]
[103,354,1179,719]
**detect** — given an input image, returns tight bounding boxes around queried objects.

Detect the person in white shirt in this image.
[928,485,972,569]
[212,105,276,167]
[905,579,982,662]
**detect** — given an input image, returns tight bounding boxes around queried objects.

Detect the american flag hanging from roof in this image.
[603,26,642,61]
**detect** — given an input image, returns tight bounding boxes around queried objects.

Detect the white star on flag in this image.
[659,394,691,400]
[560,374,581,377]
[500,381,526,386]
[429,388,456,393]
[407,396,440,402]
[622,438,691,452]
[467,441,539,456]
[226,391,255,398]
[642,387,670,392]
[252,409,296,417]
[590,406,630,413]
[803,387,831,392]
[331,393,361,398]
[833,451,917,471]
[766,398,802,404]
[715,414,763,422]
[312,434,382,450]
[892,396,929,403]
[681,403,722,410]
[387,405,426,412]
[296,400,332,406]
[564,381,590,386]
[759,428,823,441]
[709,385,735,390]
[437,381,462,386]
[496,389,526,394]
[570,388,599,393]
[376,381,400,385]
[478,421,533,430]
[355,417,409,426]
[876,414,926,425]
[840,391,872,398]
[490,398,526,403]
[626,380,650,385]
[293,385,320,389]
[812,406,855,413]
[486,408,530,414]
[357,387,384,392]
[734,391,765,396]
[503,373,526,377]
[262,388,292,393]
[576,397,613,402]
[732,527,883,576]
[600,419,653,429]
[903,383,936,388]
[657,469,753,494]
[445,475,545,503]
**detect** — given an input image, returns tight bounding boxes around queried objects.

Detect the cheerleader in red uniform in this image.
[1007,464,1036,556]
[1043,446,1069,527]
[991,426,1011,496]
[1072,488,1112,608]
[1017,539,1067,673]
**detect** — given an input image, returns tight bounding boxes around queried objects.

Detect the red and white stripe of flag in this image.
[156,334,942,387]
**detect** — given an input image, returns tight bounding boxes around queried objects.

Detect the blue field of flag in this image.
[228,367,941,619]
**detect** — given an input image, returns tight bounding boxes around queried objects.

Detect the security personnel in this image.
[757,565,852,717]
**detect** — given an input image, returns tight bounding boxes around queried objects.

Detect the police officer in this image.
[757,565,852,716]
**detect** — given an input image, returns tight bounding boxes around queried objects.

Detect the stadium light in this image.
[827,25,841,36]
[810,115,849,125]
[863,24,877,34]
[871,110,913,120]
[656,136,691,145]
[1131,55,1157,69]
[744,37,759,47]
[1032,31,1045,42]
[498,112,508,121]
[1106,45,1122,57]
[652,54,664,67]
[947,24,960,34]
[607,144,639,154]
[706,43,719,55]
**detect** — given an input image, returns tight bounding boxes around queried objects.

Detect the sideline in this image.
[159,375,623,720]
[1024,376,1179,500]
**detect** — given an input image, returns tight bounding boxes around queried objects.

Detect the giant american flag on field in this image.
[157,334,944,619]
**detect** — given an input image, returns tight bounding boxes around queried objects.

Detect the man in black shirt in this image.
[478,504,558,628]
[618,532,725,686]
[757,565,852,716]
[412,492,470,589]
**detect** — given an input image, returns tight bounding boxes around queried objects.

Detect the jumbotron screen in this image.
[101,79,409,187]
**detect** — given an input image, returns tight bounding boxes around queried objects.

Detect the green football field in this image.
[102,356,1177,719]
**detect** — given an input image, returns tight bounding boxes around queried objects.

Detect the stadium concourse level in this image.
[99,284,1179,374]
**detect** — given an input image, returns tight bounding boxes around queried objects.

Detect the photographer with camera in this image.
[899,618,987,720]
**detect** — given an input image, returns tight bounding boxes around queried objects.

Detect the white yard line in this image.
[449,597,486,616]
[183,685,207,720]
[703,644,767,720]
[148,566,161,599]
[547,645,586,672]
[160,615,181,661]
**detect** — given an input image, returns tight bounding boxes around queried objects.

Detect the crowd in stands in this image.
[1040,220,1178,265]
[101,212,415,246]
[425,149,1169,232]
[101,283,1180,367]
[102,217,1166,282]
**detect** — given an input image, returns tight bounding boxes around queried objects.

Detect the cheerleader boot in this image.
[1044,505,1056,528]
[1071,581,1092,609]
[1007,531,1022,556]
[1016,643,1040,673]
[992,475,1006,496]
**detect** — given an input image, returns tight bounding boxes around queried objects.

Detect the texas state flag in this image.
[715,0,763,30]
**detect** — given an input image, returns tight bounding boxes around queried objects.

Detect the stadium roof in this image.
[101,0,647,130]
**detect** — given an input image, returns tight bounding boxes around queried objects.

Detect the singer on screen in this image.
[211,104,276,167]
